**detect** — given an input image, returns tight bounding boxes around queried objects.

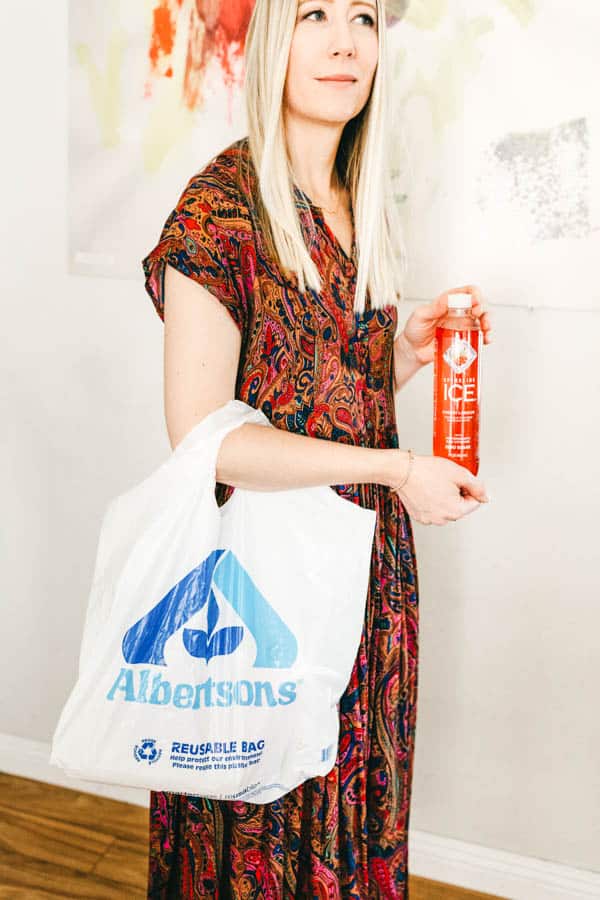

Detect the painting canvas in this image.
[69,0,252,280]
[69,0,598,310]
[388,0,599,310]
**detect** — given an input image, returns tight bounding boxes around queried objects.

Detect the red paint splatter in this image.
[146,0,254,115]
[216,0,253,47]
[148,1,177,69]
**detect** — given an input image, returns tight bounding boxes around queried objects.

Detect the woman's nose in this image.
[328,20,357,55]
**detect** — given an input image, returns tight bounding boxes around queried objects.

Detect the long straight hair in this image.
[242,0,407,331]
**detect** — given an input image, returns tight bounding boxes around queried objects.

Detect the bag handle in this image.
[172,400,273,496]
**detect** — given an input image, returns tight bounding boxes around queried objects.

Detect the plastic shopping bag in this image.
[50,400,377,803]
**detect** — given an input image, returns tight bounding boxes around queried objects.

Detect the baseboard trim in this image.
[1,733,598,899]
[0,732,149,808]
[408,830,600,899]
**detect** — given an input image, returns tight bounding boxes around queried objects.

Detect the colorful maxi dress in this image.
[141,137,419,899]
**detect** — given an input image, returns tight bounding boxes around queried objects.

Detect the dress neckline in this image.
[293,184,357,270]
[235,139,357,271]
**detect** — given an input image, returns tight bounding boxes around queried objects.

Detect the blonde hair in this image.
[241,0,407,331]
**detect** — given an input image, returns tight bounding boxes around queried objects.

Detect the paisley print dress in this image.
[141,136,419,899]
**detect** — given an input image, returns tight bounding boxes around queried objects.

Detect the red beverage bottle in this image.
[433,292,482,476]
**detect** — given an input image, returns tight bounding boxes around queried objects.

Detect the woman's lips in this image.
[316,76,357,84]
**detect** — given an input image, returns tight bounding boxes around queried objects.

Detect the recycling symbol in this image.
[133,738,162,765]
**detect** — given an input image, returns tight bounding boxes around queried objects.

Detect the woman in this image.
[142,0,492,896]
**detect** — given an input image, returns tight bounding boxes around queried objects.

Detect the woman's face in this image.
[284,0,379,127]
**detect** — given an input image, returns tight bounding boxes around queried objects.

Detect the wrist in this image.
[393,331,427,393]
[379,447,413,490]
[396,330,425,367]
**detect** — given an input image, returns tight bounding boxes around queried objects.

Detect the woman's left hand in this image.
[398,285,493,367]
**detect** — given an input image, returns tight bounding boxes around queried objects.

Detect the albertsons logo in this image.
[106,549,299,710]
[134,738,162,765]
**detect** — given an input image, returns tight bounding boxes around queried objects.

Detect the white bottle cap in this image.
[447,292,472,309]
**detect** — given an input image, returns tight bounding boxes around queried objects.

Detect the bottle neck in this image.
[447,307,473,317]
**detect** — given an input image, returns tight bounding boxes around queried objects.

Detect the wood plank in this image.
[90,837,148,892]
[410,874,508,900]
[0,805,111,873]
[0,850,144,899]
[0,774,148,897]
[0,891,62,899]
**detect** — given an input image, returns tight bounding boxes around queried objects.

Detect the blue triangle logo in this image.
[121,549,297,669]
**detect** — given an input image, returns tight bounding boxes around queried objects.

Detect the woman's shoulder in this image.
[181,137,253,216]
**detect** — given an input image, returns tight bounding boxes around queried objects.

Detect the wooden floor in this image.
[0,772,507,899]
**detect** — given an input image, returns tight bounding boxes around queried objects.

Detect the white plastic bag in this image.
[50,400,377,803]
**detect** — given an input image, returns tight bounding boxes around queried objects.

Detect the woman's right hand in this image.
[384,451,490,525]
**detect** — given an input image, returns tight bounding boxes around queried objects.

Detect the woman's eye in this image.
[303,9,376,26]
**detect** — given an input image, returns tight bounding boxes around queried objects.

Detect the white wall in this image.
[1,0,168,789]
[1,3,599,897]
[395,303,600,871]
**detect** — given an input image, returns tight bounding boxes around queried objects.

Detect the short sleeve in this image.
[141,177,248,336]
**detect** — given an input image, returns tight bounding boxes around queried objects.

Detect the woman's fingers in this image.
[473,307,492,342]
[459,497,485,517]
[458,477,489,503]
[448,285,492,342]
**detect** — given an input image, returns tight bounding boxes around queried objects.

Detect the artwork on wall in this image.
[388,0,598,310]
[69,0,252,280]
[69,0,598,310]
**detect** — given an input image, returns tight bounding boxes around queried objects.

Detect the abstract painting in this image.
[387,0,598,309]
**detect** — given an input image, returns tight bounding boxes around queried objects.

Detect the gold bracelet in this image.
[396,448,414,490]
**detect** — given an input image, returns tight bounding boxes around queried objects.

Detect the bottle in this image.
[433,292,482,475]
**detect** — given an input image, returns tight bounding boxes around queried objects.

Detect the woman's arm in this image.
[392,330,426,393]
[216,421,399,491]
